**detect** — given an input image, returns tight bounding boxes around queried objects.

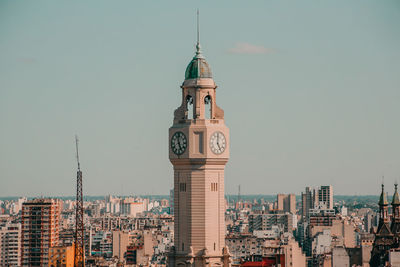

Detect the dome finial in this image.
[184,10,212,80]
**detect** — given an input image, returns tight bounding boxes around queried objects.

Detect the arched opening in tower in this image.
[186,95,194,119]
[204,95,211,119]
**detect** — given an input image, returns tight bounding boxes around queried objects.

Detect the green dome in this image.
[184,43,212,80]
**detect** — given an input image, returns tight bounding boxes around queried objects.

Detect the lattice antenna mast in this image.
[74,135,85,267]
[76,136,81,171]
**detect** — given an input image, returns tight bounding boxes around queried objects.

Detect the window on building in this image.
[180,183,186,192]
[211,183,218,192]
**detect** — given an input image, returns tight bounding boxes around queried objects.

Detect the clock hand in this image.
[179,137,184,147]
[175,138,181,150]
[180,137,184,148]
[216,134,221,150]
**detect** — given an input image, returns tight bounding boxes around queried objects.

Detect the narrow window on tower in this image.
[180,183,186,192]
[214,242,216,251]
[194,132,204,154]
[204,95,211,119]
[186,95,194,119]
[211,183,218,192]
[182,242,184,251]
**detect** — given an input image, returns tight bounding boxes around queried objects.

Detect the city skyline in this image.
[1,1,400,197]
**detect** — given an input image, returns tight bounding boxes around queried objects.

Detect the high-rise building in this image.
[286,194,296,214]
[21,198,61,266]
[277,193,296,214]
[277,194,285,211]
[0,222,21,266]
[120,198,144,217]
[168,35,230,265]
[112,230,129,261]
[301,185,333,219]
[249,213,295,233]
[318,185,333,210]
[301,187,315,219]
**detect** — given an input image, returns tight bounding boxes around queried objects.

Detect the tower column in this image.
[168,34,230,267]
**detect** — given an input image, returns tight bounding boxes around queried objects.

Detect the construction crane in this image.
[74,135,85,267]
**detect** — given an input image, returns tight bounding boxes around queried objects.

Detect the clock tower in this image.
[168,39,231,266]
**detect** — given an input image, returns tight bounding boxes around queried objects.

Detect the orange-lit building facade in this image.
[48,244,75,267]
[21,199,61,266]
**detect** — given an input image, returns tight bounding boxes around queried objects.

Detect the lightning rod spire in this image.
[197,9,200,46]
[195,9,203,59]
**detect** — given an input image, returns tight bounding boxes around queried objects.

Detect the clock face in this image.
[210,131,226,154]
[171,131,187,155]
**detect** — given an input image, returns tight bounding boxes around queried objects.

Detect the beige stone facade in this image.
[276,194,296,214]
[284,238,306,267]
[309,219,357,249]
[168,45,230,266]
[0,223,21,266]
[112,230,130,260]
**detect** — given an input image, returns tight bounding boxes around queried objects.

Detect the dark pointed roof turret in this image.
[392,183,400,205]
[379,184,388,206]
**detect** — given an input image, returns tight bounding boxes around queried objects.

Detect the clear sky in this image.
[1,1,400,197]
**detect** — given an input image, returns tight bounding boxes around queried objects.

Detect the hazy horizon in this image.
[0,194,381,200]
[1,1,400,197]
